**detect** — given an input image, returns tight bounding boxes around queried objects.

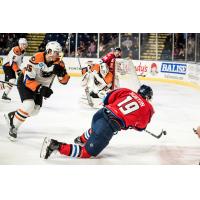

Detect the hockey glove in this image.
[36,85,53,98]
[53,65,66,77]
[16,69,22,76]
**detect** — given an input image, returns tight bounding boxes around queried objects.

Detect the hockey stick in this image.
[0,80,17,86]
[44,74,56,100]
[145,129,167,139]
[138,74,146,77]
[49,74,56,89]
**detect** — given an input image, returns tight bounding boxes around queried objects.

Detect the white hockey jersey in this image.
[22,52,70,92]
[3,46,25,71]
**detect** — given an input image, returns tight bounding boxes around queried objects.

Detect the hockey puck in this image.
[163,131,167,135]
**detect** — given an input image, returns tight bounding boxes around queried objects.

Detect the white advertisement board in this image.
[0,56,200,89]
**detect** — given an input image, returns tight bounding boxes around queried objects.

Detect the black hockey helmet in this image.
[114,47,122,52]
[137,85,153,100]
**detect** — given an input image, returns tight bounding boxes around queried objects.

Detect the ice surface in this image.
[0,75,200,164]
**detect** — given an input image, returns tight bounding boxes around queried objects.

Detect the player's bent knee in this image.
[30,105,41,116]
[21,99,35,115]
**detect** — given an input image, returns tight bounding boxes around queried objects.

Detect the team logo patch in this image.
[90,143,94,147]
[31,56,35,62]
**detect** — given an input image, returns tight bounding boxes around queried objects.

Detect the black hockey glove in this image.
[16,69,22,76]
[53,65,66,77]
[36,85,53,98]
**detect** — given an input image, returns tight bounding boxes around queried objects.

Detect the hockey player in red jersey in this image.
[40,85,154,159]
[101,47,122,89]
[101,47,122,74]
[4,41,70,141]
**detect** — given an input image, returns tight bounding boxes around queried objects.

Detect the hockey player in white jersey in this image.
[4,41,70,141]
[1,38,28,101]
[81,61,113,107]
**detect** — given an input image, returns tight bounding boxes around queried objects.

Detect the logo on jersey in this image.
[161,63,187,75]
[38,62,54,77]
[31,56,35,62]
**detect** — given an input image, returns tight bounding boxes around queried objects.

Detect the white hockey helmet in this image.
[100,62,109,78]
[18,38,28,45]
[18,38,28,48]
[46,41,62,55]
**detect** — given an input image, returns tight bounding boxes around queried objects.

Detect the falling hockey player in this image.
[40,84,154,159]
[1,38,28,102]
[4,41,70,141]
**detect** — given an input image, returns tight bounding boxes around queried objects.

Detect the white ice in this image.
[0,75,200,165]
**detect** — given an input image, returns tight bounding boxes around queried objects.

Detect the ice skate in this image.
[74,136,85,146]
[2,92,11,102]
[40,137,62,159]
[4,111,18,141]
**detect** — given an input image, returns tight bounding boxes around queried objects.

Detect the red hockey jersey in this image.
[101,52,116,74]
[101,52,116,66]
[104,88,154,130]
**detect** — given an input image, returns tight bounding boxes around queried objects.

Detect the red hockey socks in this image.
[80,128,93,143]
[59,144,91,158]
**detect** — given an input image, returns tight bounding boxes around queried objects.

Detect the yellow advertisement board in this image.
[0,57,3,66]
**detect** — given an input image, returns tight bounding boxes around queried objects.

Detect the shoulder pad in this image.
[13,46,22,56]
[29,52,45,64]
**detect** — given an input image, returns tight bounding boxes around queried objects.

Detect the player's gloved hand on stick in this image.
[36,85,53,98]
[53,65,66,77]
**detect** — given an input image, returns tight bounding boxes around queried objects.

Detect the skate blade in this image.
[1,99,11,103]
[40,137,51,159]
[8,135,17,142]
[4,114,10,128]
[80,95,87,100]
